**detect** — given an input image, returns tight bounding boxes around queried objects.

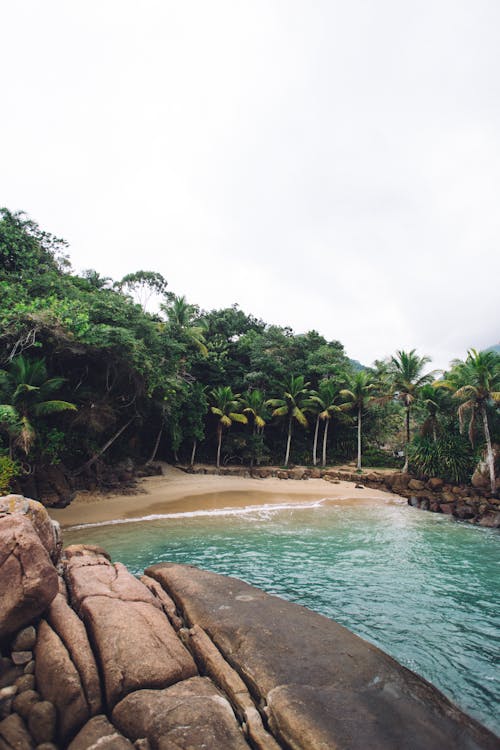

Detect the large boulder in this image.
[68,715,134,750]
[0,514,58,640]
[63,546,197,709]
[35,620,89,745]
[0,495,61,563]
[46,594,102,715]
[146,563,499,750]
[112,677,250,750]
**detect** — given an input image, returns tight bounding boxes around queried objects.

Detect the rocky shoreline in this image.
[1,494,499,749]
[179,465,500,528]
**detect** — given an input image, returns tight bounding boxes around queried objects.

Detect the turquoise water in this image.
[64,497,500,735]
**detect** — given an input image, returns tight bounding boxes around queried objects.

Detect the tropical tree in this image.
[436,349,500,493]
[388,349,436,471]
[340,371,377,470]
[267,375,311,466]
[0,356,76,457]
[161,295,208,356]
[209,386,247,468]
[307,379,349,466]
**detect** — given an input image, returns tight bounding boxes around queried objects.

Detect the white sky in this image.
[1,1,499,371]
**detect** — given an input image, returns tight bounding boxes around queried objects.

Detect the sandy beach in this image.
[48,465,403,528]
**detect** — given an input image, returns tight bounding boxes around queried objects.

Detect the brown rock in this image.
[63,549,196,709]
[0,515,58,639]
[182,625,281,750]
[478,512,500,528]
[12,690,40,720]
[0,496,60,563]
[146,563,499,750]
[440,503,455,515]
[390,472,411,492]
[140,576,183,630]
[11,652,32,667]
[23,662,35,676]
[366,472,383,483]
[65,555,161,614]
[80,596,197,708]
[12,627,37,652]
[35,620,89,744]
[408,479,425,491]
[28,702,56,744]
[426,477,444,491]
[68,716,134,750]
[0,662,23,691]
[46,593,102,715]
[112,677,250,750]
[35,744,58,750]
[0,713,34,750]
[15,675,35,693]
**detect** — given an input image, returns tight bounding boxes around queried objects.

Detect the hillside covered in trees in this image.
[1,209,499,501]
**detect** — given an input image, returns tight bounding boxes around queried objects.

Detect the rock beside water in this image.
[0,494,499,750]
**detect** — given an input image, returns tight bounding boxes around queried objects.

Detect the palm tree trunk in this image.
[257,425,264,465]
[322,419,329,467]
[312,416,319,466]
[190,439,197,467]
[284,418,292,466]
[146,423,163,465]
[403,405,410,472]
[216,424,222,469]
[73,415,135,476]
[481,404,496,494]
[357,406,362,471]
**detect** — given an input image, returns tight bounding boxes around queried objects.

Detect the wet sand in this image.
[49,465,403,528]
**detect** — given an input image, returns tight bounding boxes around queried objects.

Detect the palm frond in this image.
[33,400,77,416]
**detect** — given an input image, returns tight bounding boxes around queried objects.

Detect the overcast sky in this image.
[1,1,499,371]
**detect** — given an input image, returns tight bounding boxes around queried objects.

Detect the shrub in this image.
[0,454,21,494]
[408,435,476,484]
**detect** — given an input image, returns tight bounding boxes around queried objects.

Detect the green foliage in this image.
[361,447,403,469]
[0,454,21,494]
[408,435,476,484]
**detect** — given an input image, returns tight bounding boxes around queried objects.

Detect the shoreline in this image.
[48,465,404,528]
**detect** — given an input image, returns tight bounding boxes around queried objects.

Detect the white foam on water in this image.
[67,498,328,531]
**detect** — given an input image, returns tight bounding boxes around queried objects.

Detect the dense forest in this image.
[1,209,499,499]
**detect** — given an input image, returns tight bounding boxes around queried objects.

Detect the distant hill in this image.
[349,358,365,371]
[484,344,500,354]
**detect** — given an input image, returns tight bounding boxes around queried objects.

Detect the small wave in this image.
[67,498,327,531]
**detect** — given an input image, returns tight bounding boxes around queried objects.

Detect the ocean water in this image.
[63,496,500,735]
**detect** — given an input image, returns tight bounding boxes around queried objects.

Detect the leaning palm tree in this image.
[0,356,77,456]
[267,375,311,467]
[388,349,436,472]
[340,371,377,471]
[210,386,248,468]
[436,349,500,494]
[307,379,349,467]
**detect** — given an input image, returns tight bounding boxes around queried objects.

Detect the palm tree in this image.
[0,356,76,456]
[388,350,436,472]
[161,295,208,356]
[307,379,349,466]
[436,349,500,493]
[209,386,248,468]
[242,389,268,435]
[267,375,311,466]
[340,371,377,471]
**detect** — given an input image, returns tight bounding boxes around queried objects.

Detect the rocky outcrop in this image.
[63,545,198,709]
[0,514,58,640]
[112,678,250,750]
[146,562,500,750]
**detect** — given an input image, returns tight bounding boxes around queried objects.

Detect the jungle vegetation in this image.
[0,209,499,493]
